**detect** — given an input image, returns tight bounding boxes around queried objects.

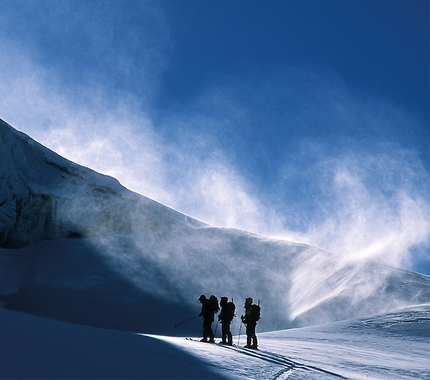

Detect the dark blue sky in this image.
[160,0,428,115]
[0,0,428,274]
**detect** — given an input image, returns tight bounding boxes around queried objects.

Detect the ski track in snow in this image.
[219,345,347,379]
[151,336,346,379]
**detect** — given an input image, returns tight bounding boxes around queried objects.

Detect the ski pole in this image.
[174,316,197,328]
[237,320,243,346]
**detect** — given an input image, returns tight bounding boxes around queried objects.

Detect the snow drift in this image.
[1,118,429,335]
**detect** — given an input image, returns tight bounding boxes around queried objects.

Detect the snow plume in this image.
[283,144,430,324]
[288,143,430,269]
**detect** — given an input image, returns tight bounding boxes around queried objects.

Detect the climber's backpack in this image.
[251,304,260,321]
[209,295,219,313]
[225,301,236,321]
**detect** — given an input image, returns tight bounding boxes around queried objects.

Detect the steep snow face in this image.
[0,118,203,248]
[1,119,429,334]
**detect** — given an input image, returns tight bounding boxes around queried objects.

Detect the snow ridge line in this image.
[216,343,346,379]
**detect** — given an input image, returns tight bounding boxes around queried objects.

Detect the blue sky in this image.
[0,0,429,274]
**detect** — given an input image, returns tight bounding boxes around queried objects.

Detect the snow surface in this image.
[1,118,429,378]
[0,304,428,379]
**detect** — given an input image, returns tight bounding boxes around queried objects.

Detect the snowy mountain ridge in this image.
[0,118,429,335]
[0,118,203,248]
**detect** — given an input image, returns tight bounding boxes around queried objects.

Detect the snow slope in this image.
[1,304,428,379]
[0,307,225,379]
[166,303,430,379]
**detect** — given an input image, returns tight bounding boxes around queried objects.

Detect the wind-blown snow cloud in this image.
[281,143,430,267]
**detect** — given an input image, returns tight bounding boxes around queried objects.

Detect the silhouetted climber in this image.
[241,297,260,349]
[198,294,218,342]
[218,297,235,345]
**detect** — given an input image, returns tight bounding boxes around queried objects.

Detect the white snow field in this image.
[0,118,429,378]
[0,304,428,379]
[158,304,430,379]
